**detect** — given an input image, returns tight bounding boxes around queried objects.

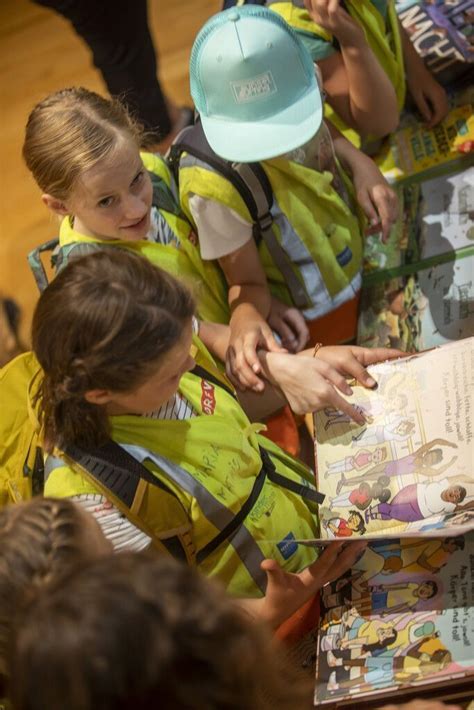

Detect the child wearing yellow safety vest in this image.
[22,87,229,324]
[177,5,398,393]
[263,0,449,146]
[20,249,399,598]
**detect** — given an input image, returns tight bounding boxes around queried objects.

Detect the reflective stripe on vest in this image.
[121,444,267,592]
[44,445,267,593]
[181,153,362,319]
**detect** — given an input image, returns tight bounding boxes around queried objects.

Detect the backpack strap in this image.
[27,240,104,292]
[170,121,311,309]
[61,440,194,563]
[148,169,182,216]
[27,238,60,292]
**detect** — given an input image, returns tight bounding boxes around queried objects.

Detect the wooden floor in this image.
[0,0,220,345]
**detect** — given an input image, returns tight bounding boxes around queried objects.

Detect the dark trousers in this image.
[33,0,171,138]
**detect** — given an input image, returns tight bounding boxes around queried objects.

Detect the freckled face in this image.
[66,137,153,242]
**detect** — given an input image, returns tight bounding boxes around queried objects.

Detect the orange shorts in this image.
[276,594,321,644]
[261,295,360,456]
[262,404,300,457]
[307,294,360,346]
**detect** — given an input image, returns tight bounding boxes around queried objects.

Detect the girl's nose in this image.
[124,194,147,218]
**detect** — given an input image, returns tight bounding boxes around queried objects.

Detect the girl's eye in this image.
[132,170,144,186]
[98,196,114,208]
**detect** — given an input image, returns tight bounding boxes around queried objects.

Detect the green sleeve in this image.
[296,28,337,62]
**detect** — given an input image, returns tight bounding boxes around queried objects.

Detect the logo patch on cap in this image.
[231,71,277,104]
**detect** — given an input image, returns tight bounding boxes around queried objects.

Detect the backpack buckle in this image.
[256,211,273,233]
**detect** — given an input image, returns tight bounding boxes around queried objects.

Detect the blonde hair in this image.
[23,87,146,201]
[0,497,104,690]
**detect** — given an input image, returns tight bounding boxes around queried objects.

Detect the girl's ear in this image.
[84,389,113,405]
[42,193,70,216]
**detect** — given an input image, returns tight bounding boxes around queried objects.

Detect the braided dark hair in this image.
[32,250,195,451]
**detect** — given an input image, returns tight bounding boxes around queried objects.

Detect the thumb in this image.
[261,558,286,588]
[260,324,288,354]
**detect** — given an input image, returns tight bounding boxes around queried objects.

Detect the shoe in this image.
[327,671,339,691]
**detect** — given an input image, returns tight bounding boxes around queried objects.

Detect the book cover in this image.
[310,340,474,705]
[314,533,474,705]
[357,248,474,351]
[397,1,474,88]
[375,104,473,185]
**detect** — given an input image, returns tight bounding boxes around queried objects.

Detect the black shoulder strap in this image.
[169,121,272,230]
[170,121,310,309]
[63,440,190,562]
[64,440,178,508]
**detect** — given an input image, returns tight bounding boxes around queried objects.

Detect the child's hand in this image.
[268,297,310,352]
[315,345,405,387]
[303,0,366,47]
[352,156,398,243]
[259,344,403,417]
[255,541,367,628]
[407,66,449,128]
[226,315,286,393]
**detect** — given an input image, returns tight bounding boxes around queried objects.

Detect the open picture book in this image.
[309,337,474,706]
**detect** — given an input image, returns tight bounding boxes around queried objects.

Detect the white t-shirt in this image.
[417,478,456,519]
[188,122,345,261]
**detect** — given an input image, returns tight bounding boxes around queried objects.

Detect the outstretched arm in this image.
[327,123,399,242]
[455,499,474,513]
[254,344,403,421]
[238,540,367,629]
[304,0,399,137]
[415,439,458,458]
[423,457,458,478]
[399,21,449,128]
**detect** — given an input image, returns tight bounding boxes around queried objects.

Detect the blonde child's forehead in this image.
[72,134,143,196]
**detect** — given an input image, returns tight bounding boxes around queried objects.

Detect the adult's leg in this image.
[33,0,172,139]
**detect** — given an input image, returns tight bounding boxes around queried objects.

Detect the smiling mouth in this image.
[123,214,148,229]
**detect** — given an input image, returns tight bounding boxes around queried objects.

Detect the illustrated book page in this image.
[313,338,474,540]
[314,532,474,705]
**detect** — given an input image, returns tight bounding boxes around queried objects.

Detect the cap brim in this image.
[200,85,323,163]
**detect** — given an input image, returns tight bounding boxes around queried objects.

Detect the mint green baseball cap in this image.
[190,5,323,163]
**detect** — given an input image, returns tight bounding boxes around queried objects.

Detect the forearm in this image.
[326,121,365,174]
[399,20,426,76]
[198,321,230,363]
[338,41,399,136]
[228,282,272,320]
